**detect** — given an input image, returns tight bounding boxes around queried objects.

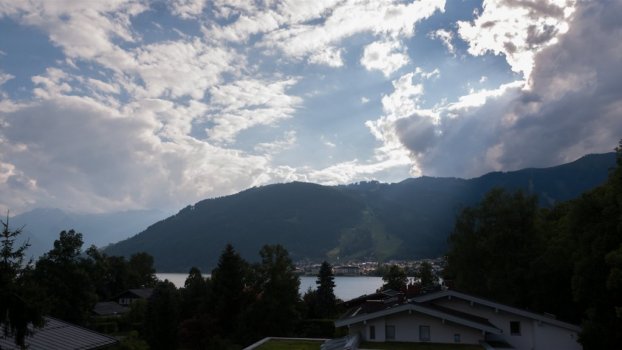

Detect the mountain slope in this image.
[105,152,616,271]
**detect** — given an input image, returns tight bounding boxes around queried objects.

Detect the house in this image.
[0,317,118,350]
[115,288,153,306]
[335,289,582,350]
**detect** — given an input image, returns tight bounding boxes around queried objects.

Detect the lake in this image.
[156,273,383,301]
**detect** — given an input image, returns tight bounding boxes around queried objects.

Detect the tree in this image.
[0,216,43,347]
[249,244,301,338]
[210,244,250,340]
[144,280,180,350]
[34,230,96,325]
[315,261,337,318]
[127,252,157,288]
[381,264,407,291]
[444,189,541,307]
[416,261,436,289]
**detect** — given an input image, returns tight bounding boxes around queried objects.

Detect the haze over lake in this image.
[157,273,383,301]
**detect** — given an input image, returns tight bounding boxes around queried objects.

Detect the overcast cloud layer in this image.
[0,0,620,214]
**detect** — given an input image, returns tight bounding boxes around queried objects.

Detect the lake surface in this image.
[157,273,383,301]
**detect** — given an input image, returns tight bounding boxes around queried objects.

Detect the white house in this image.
[335,289,582,350]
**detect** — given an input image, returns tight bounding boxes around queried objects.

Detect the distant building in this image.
[336,289,582,350]
[334,265,361,276]
[115,288,154,306]
[0,317,118,350]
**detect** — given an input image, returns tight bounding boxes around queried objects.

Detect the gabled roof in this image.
[0,317,118,350]
[411,290,581,332]
[336,300,502,334]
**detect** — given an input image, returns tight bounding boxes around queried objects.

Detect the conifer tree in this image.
[211,244,249,339]
[315,261,336,318]
[0,216,43,347]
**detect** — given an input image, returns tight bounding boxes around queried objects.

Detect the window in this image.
[419,325,430,341]
[369,325,375,340]
[386,325,396,340]
[510,321,521,335]
[454,333,461,343]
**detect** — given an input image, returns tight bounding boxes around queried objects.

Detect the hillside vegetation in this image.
[105,153,616,271]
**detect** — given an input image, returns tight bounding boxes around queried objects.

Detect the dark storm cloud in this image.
[408,0,622,177]
[394,114,438,155]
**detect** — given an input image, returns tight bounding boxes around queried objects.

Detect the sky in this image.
[0,0,621,215]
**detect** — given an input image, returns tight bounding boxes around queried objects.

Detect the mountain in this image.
[105,152,617,272]
[9,208,168,258]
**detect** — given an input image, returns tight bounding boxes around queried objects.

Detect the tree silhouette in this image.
[0,215,43,347]
[315,261,337,318]
[381,264,407,291]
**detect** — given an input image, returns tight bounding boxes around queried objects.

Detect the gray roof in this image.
[0,317,119,350]
[335,301,502,334]
[411,290,582,332]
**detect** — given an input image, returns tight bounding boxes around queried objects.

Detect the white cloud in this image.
[0,0,147,62]
[381,73,424,117]
[0,96,280,213]
[206,78,302,144]
[372,0,622,177]
[308,46,344,67]
[259,0,445,61]
[414,67,440,80]
[320,135,336,148]
[128,39,240,100]
[0,71,14,86]
[169,0,208,19]
[428,28,455,55]
[457,0,576,79]
[254,130,297,154]
[361,39,410,77]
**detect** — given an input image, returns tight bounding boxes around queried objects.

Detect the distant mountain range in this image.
[9,208,168,259]
[104,152,617,272]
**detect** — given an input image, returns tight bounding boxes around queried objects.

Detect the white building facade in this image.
[335,290,582,350]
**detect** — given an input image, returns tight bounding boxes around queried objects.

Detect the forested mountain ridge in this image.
[105,152,617,271]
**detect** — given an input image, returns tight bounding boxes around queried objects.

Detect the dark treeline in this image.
[444,141,622,350]
[1,221,339,350]
[149,245,340,349]
[1,225,159,348]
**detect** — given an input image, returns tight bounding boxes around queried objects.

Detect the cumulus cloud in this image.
[128,39,240,100]
[371,0,622,177]
[0,0,146,63]
[169,0,208,19]
[457,0,576,79]
[361,39,410,77]
[0,96,280,213]
[308,46,344,67]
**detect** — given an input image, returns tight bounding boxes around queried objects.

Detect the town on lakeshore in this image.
[295,257,446,277]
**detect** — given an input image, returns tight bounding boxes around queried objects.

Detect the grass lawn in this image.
[255,339,322,350]
[359,341,484,350]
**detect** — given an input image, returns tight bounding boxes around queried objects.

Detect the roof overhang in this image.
[335,303,502,334]
[411,290,582,333]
